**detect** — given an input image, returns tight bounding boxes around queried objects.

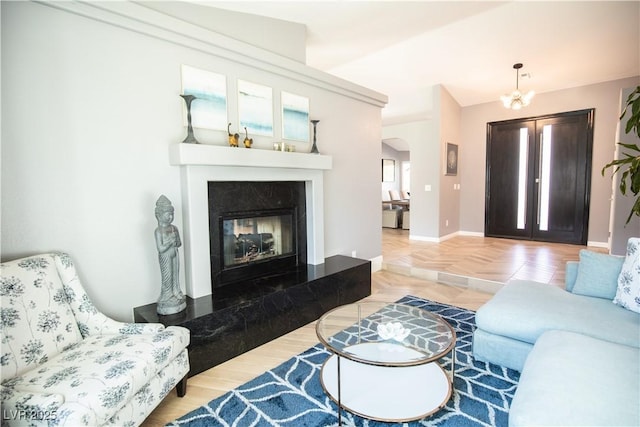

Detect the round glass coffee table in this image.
[316,302,456,423]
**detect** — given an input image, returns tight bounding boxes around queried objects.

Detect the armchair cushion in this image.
[4,328,189,425]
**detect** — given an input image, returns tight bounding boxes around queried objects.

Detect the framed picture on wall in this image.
[382,159,395,182]
[445,143,458,176]
[238,80,274,136]
[282,91,310,141]
[181,65,227,130]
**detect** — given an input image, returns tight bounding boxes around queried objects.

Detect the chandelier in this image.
[501,63,534,110]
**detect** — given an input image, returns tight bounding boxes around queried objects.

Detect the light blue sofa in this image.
[473,250,640,426]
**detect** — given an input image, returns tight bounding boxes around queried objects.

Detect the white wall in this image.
[140,1,307,64]
[383,85,461,241]
[435,85,461,238]
[460,77,640,246]
[383,119,439,239]
[1,1,385,321]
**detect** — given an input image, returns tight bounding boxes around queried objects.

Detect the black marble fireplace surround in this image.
[134,255,371,376]
[208,181,307,290]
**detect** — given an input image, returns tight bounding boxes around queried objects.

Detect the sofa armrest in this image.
[565,261,579,292]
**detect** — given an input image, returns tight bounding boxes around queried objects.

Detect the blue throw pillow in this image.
[572,250,624,300]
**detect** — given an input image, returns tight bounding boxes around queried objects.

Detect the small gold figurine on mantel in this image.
[228,122,239,147]
[243,127,253,148]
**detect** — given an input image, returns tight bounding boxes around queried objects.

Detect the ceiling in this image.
[200,1,639,129]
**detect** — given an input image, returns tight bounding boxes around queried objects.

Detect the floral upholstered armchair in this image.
[1,252,190,426]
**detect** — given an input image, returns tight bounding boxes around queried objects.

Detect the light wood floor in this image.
[142,231,603,426]
[382,229,607,287]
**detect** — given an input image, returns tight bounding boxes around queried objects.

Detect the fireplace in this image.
[133,144,371,376]
[167,144,331,298]
[208,181,307,289]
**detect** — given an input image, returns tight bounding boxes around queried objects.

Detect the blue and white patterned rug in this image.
[167,295,520,427]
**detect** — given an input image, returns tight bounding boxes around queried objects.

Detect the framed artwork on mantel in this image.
[281,91,310,142]
[181,65,227,131]
[445,143,458,176]
[238,80,274,136]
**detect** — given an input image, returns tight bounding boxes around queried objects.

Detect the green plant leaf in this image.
[626,196,640,225]
[632,98,640,116]
[620,169,628,194]
[617,143,640,152]
[606,85,640,224]
[631,157,640,195]
[601,153,636,175]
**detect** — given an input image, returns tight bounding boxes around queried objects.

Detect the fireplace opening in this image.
[222,211,295,267]
[208,181,307,290]
[219,208,298,284]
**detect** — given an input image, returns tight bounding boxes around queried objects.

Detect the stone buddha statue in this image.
[154,195,187,315]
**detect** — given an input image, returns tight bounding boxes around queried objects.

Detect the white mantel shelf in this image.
[169,142,329,298]
[169,143,332,170]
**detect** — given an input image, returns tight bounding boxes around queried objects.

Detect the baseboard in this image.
[408,230,476,243]
[587,240,609,249]
[458,230,485,237]
[370,255,383,272]
[438,232,458,242]
[408,234,440,242]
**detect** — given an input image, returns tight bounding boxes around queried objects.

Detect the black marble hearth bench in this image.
[133,255,371,376]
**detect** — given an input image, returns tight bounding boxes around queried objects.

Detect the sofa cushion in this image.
[475,280,640,348]
[472,328,533,372]
[1,254,83,381]
[613,237,640,313]
[571,249,624,299]
[3,326,189,425]
[509,330,639,426]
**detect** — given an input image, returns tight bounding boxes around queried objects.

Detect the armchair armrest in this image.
[51,253,166,337]
[83,316,165,336]
[72,298,165,337]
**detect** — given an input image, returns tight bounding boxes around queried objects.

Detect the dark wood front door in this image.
[485,109,594,245]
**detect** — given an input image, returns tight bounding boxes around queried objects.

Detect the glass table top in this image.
[316,302,456,366]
